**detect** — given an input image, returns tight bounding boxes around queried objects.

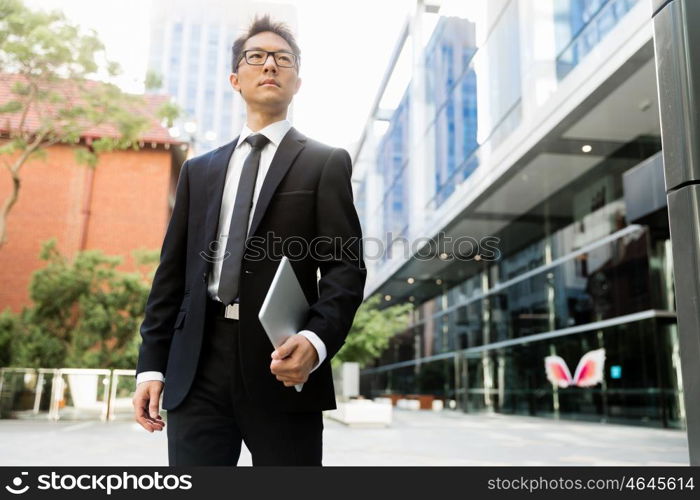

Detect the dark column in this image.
[652,0,700,465]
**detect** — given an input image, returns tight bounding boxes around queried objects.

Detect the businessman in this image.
[132,15,366,466]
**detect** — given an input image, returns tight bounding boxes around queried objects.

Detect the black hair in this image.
[231,14,300,72]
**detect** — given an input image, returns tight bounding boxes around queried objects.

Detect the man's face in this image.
[230,31,301,112]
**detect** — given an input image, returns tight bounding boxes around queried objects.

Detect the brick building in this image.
[0,74,188,312]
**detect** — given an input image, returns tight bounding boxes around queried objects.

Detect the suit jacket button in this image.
[202,272,207,282]
[244,269,252,275]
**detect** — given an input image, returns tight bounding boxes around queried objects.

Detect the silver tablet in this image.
[258,256,310,392]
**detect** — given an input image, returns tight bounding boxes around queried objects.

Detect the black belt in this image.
[207,297,240,320]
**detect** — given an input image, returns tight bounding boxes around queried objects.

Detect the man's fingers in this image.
[132,385,165,433]
[148,386,162,415]
[271,355,309,388]
[135,406,163,432]
[138,416,161,432]
[269,340,313,388]
[137,401,164,430]
[138,408,165,432]
[149,397,161,419]
[275,373,306,385]
[270,357,301,373]
[272,337,300,360]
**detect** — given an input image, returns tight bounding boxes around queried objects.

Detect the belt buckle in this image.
[224,303,239,320]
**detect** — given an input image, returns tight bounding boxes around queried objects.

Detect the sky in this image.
[24,0,415,152]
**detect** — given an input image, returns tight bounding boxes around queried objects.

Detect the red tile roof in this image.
[0,73,185,146]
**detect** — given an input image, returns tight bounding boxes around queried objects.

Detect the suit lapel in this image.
[203,137,238,272]
[247,126,306,238]
[202,127,306,273]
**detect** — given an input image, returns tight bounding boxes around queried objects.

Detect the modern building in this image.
[0,74,187,312]
[146,0,297,155]
[355,0,682,429]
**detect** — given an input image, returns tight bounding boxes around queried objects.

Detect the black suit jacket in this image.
[136,126,367,413]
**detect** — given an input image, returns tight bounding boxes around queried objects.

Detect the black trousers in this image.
[166,298,323,466]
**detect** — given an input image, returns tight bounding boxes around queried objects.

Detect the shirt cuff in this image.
[136,371,165,385]
[296,330,327,373]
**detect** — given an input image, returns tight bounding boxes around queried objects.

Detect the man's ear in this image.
[294,76,302,95]
[229,72,241,93]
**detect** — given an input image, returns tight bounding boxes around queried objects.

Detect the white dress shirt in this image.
[136,119,327,386]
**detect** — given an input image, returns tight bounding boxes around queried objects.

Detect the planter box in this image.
[325,399,392,427]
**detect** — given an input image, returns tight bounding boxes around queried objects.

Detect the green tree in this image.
[6,239,156,369]
[0,0,179,248]
[0,309,16,366]
[334,294,413,368]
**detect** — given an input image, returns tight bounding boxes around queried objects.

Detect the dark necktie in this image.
[217,133,270,304]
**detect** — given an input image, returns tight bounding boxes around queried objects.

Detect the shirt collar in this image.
[235,119,291,149]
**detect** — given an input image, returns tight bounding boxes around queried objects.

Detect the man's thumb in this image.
[149,394,160,418]
[274,339,296,359]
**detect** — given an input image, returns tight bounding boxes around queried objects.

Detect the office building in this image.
[355,0,681,428]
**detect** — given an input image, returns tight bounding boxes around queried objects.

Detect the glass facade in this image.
[359,0,681,429]
[555,0,640,79]
[202,25,220,137]
[424,6,523,209]
[367,187,671,355]
[379,91,411,244]
[459,320,682,428]
[425,17,479,206]
[167,22,183,99]
[363,170,678,425]
[362,319,683,428]
[185,23,201,117]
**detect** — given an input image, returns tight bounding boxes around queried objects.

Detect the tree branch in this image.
[0,129,49,249]
[16,79,38,135]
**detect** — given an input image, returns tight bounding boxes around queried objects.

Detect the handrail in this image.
[0,367,137,422]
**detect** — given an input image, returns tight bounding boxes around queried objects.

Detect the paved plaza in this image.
[0,409,689,466]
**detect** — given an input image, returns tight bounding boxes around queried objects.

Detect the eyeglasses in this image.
[238,50,299,68]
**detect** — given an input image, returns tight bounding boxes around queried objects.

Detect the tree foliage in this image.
[2,239,157,369]
[334,294,412,368]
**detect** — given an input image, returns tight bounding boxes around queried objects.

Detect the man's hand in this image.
[270,335,319,387]
[132,380,165,432]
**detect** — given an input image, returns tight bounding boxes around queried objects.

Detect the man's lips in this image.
[260,80,280,87]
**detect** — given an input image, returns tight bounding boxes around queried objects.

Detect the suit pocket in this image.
[174,310,187,330]
[274,189,314,197]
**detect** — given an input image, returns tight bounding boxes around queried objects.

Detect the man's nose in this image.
[263,53,278,71]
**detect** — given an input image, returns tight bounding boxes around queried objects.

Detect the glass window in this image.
[361,319,682,427]
[554,0,640,79]
[379,90,411,251]
[425,5,521,209]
